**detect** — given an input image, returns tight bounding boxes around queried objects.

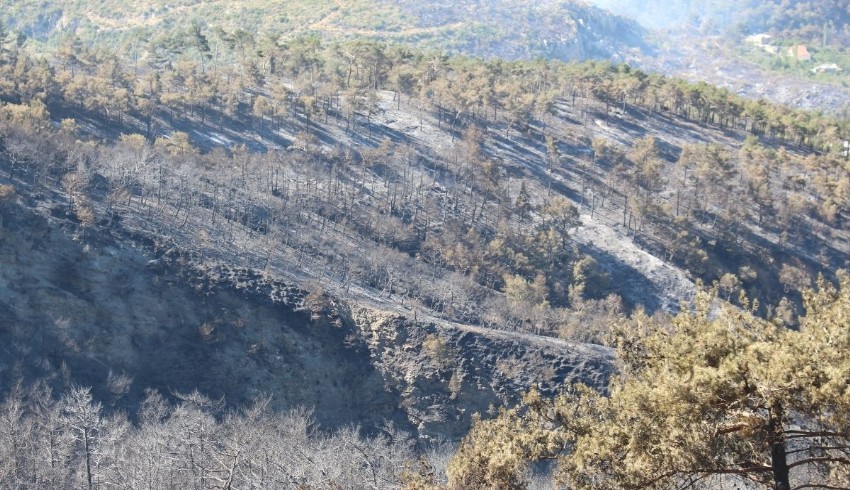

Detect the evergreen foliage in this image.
[447,277,850,489]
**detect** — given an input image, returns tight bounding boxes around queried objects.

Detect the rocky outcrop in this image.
[355,310,614,440]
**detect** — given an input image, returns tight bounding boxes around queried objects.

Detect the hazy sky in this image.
[583,0,711,29]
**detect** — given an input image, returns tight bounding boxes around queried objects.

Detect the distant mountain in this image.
[2,0,647,61]
[587,0,850,46]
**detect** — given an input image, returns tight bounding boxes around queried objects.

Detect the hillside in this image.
[2,0,646,62]
[1,4,850,486]
[2,31,849,335]
[1,186,613,432]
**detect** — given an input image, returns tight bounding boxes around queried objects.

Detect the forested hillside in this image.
[1,21,848,338]
[2,3,850,487]
[1,0,646,62]
[0,187,614,488]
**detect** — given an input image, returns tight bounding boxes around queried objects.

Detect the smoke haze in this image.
[582,0,738,31]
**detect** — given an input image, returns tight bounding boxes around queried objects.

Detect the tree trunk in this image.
[768,408,790,490]
[84,429,93,490]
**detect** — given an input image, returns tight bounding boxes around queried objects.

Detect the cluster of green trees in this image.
[727,0,850,81]
[626,0,850,47]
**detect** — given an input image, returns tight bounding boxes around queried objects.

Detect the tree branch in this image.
[638,464,773,489]
[785,430,850,439]
[786,445,850,456]
[792,485,850,490]
[787,456,850,470]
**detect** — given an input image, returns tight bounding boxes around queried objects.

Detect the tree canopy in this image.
[446,275,850,489]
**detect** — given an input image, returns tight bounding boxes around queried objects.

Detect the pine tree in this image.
[448,276,850,489]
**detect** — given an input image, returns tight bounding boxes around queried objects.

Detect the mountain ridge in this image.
[4,0,647,62]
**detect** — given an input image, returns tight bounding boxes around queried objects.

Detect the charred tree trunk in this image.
[769,405,790,490]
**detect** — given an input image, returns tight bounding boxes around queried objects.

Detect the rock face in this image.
[355,311,614,440]
[0,196,613,439]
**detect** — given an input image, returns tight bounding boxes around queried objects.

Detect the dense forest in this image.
[2,4,850,488]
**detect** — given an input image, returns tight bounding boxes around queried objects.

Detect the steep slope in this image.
[0,187,614,439]
[1,34,847,428]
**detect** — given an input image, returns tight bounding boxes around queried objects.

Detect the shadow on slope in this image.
[0,198,408,433]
